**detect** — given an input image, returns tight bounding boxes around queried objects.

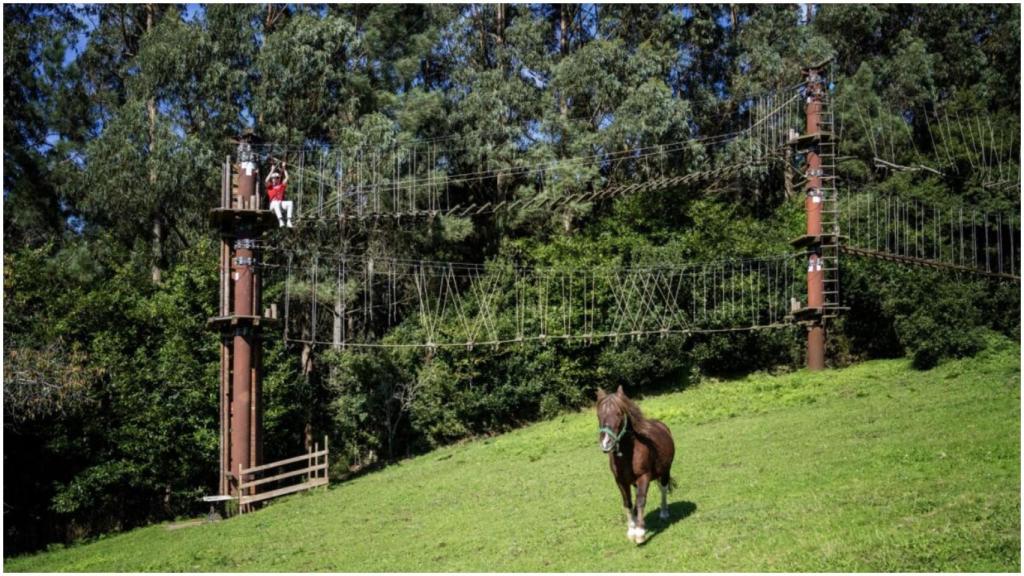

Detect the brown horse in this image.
[596,385,676,544]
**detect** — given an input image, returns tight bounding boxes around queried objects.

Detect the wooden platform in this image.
[787,131,834,149]
[790,233,840,249]
[786,306,824,323]
[209,208,279,234]
[206,315,281,331]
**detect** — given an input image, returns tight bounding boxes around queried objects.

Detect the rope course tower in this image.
[207,133,279,497]
[787,60,842,370]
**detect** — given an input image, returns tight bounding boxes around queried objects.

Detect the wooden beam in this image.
[240,462,328,490]
[840,245,1020,281]
[240,449,328,476]
[240,477,328,506]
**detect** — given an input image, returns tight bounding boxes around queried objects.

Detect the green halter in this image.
[599,412,629,456]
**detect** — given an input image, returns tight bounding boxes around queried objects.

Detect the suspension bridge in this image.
[840,192,1019,281]
[242,86,804,222]
[268,251,801,349]
[832,89,1020,281]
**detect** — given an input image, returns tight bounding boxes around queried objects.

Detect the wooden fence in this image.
[238,436,328,513]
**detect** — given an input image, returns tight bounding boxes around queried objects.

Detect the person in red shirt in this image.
[265,163,293,228]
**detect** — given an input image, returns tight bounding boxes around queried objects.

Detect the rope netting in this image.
[840,193,1020,280]
[256,251,802,349]
[839,99,1020,191]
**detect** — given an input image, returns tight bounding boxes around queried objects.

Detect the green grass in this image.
[7,339,1020,572]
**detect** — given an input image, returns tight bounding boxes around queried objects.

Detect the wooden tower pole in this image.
[209,133,278,496]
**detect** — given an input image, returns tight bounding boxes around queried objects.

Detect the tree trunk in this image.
[473,4,487,65]
[301,340,314,453]
[559,5,569,57]
[496,4,505,47]
[558,6,569,145]
[146,4,163,285]
[333,283,343,350]
[151,215,163,284]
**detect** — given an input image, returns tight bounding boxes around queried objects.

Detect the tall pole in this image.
[804,67,826,371]
[231,154,256,484]
[209,133,277,497]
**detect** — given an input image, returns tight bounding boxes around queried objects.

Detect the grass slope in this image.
[7,340,1020,572]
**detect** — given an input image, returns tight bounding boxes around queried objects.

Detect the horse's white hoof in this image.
[660,509,670,521]
[627,526,638,541]
[633,528,647,544]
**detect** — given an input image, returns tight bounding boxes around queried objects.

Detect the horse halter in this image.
[598,411,629,456]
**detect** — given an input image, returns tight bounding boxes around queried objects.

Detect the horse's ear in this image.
[616,385,625,397]
[596,388,607,401]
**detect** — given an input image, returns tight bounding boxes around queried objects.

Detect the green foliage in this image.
[5,238,220,552]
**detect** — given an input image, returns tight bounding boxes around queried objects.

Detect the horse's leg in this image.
[633,476,650,544]
[659,480,670,521]
[617,481,636,542]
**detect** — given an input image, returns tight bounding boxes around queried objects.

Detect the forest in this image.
[3,4,1020,555]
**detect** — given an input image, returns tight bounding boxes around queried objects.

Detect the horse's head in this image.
[596,386,629,454]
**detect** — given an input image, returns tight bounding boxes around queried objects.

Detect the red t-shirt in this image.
[267,182,287,202]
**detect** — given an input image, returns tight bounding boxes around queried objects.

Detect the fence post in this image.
[238,462,244,515]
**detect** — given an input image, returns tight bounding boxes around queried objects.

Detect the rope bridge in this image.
[840,193,1020,281]
[264,252,801,349]
[251,87,805,222]
[240,78,1019,353]
[841,99,1020,192]
[830,90,1020,282]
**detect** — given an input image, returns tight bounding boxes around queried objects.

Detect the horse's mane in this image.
[600,392,662,440]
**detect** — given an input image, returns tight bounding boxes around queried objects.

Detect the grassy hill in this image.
[7,338,1020,572]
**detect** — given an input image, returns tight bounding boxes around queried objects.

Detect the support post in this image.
[209,132,278,497]
[231,235,254,484]
[804,66,826,371]
[790,62,831,366]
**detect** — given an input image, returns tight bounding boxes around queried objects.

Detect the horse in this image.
[596,385,676,544]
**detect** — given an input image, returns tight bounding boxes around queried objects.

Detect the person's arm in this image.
[282,163,289,185]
